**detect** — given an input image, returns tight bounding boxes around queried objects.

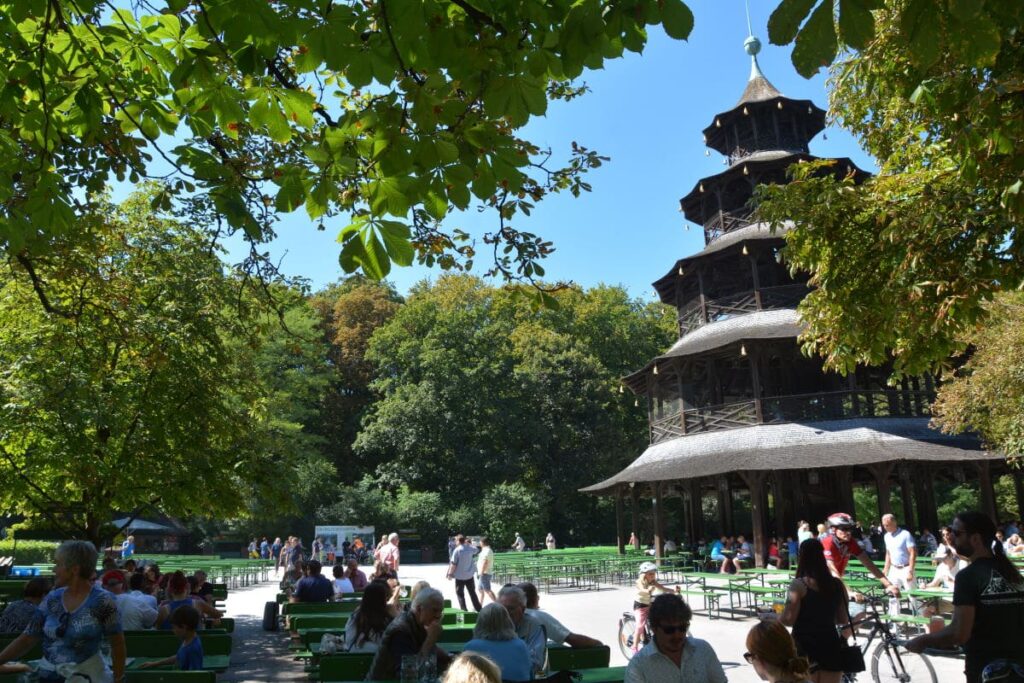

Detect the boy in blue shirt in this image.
[139,604,204,671]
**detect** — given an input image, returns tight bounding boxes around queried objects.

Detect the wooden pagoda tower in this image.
[582,36,1017,564]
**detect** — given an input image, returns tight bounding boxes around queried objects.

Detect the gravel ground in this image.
[218,562,963,682]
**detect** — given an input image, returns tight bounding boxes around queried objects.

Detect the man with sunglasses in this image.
[907,512,1024,683]
[822,512,900,597]
[624,593,725,683]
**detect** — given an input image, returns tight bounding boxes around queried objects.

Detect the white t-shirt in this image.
[477,546,494,575]
[526,608,571,644]
[333,577,354,597]
[884,528,916,567]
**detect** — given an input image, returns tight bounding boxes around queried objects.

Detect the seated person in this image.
[733,535,753,570]
[463,603,533,682]
[0,577,51,633]
[279,560,304,596]
[766,538,782,568]
[291,560,334,603]
[519,582,602,649]
[345,581,394,653]
[139,605,204,671]
[190,570,215,604]
[367,587,451,680]
[332,563,355,599]
[709,536,733,574]
[497,585,546,673]
[157,571,222,629]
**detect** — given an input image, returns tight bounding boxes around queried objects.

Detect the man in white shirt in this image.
[476,536,497,606]
[102,570,157,630]
[625,594,726,683]
[379,532,400,575]
[519,582,602,649]
[882,513,917,590]
[446,534,481,612]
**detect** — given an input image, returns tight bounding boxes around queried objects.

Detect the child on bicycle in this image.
[633,561,670,652]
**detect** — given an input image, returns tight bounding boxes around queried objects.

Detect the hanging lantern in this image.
[715,118,721,128]
[742,106,749,115]
[653,364,658,375]
[742,245,748,255]
[619,385,624,394]
[634,399,639,407]
[740,344,747,356]
[743,165,749,175]
[699,183,704,193]
[678,266,684,276]
[777,101,783,110]
[807,105,812,114]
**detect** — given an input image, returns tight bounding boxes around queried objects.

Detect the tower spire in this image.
[737,32,783,104]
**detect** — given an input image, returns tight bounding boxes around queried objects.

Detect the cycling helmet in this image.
[827,512,856,529]
[638,561,658,575]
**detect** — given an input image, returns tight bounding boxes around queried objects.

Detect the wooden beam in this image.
[835,466,856,519]
[865,462,895,518]
[976,461,998,522]
[653,483,664,564]
[739,471,769,568]
[717,476,734,535]
[630,485,641,550]
[897,463,916,529]
[615,487,625,555]
[688,479,705,541]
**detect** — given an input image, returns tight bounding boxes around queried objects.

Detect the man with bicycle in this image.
[907,511,1024,683]
[822,512,901,598]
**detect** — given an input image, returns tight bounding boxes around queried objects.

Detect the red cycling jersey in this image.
[821,533,862,577]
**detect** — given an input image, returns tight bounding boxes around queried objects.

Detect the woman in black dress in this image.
[779,538,849,683]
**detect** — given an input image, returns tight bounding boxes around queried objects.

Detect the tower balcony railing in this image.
[727,143,807,166]
[649,389,935,445]
[677,283,808,337]
[704,210,753,244]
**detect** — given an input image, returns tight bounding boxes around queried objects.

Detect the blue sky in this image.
[226,2,875,300]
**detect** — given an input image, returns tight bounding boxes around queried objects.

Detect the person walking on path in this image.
[476,537,497,606]
[448,535,482,612]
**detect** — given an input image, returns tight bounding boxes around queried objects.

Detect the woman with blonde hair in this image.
[442,652,502,683]
[462,603,532,681]
[745,620,812,682]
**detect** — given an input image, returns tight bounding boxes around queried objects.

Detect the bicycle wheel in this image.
[871,641,937,682]
[618,615,637,660]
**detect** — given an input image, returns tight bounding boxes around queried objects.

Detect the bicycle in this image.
[617,610,651,660]
[840,597,937,683]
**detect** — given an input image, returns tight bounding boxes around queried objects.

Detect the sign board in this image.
[315,525,375,551]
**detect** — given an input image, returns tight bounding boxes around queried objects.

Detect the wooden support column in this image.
[835,466,856,519]
[749,346,764,424]
[697,266,709,324]
[615,487,625,555]
[717,476,734,535]
[1014,471,1024,521]
[913,464,938,532]
[976,461,998,522]
[865,462,895,518]
[630,485,641,550]
[897,464,916,529]
[688,479,705,541]
[653,483,664,564]
[771,472,790,540]
[740,471,769,568]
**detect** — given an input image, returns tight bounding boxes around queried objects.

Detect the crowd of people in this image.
[620,510,1024,683]
[0,540,221,682]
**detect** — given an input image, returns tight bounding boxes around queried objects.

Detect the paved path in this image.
[216,563,962,682]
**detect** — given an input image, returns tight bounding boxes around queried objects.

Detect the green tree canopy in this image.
[0,189,303,544]
[352,275,674,543]
[755,2,1023,378]
[1,0,694,291]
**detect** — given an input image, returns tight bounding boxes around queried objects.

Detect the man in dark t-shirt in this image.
[908,511,1024,683]
[290,560,334,603]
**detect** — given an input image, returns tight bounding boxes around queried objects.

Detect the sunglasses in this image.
[55,612,70,638]
[982,659,1024,682]
[655,622,689,634]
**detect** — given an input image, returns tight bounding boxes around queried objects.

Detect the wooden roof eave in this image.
[701,96,827,156]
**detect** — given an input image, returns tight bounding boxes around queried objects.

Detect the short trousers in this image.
[478,573,492,591]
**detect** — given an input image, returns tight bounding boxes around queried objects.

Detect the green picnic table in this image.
[126,655,231,672]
